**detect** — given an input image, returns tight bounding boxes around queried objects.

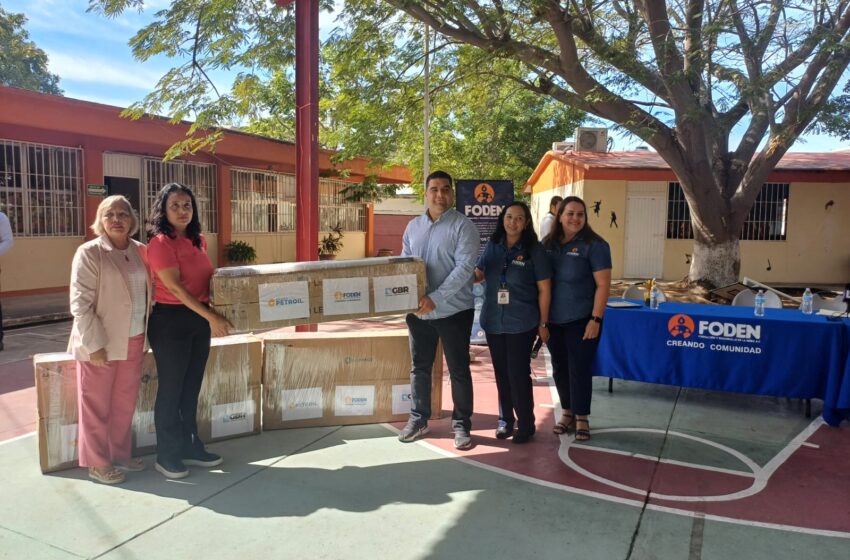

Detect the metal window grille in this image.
[142,158,217,237]
[231,168,296,233]
[230,170,366,233]
[0,139,83,237]
[666,182,789,241]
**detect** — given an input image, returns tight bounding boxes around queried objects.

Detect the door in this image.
[105,176,142,240]
[623,183,666,279]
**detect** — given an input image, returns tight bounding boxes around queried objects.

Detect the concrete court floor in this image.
[1,320,849,560]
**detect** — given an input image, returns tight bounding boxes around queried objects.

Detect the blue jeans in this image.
[406,309,474,433]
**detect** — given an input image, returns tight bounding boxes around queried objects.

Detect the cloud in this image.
[46,51,163,90]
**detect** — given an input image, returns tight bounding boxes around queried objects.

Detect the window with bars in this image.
[666,182,789,241]
[230,169,366,233]
[142,158,217,235]
[0,139,84,237]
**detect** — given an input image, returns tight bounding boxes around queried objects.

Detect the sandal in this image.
[575,418,591,441]
[88,466,126,485]
[553,412,574,435]
[115,458,145,472]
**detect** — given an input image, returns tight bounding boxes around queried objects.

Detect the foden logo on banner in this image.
[668,314,695,339]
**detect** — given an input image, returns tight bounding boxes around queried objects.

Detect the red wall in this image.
[374,214,414,256]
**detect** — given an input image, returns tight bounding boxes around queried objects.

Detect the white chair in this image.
[812,293,845,312]
[622,284,667,302]
[732,288,781,308]
[731,289,756,306]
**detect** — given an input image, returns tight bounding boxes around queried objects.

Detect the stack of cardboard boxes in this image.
[210,257,426,332]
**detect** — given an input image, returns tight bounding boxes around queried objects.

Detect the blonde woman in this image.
[68,195,151,484]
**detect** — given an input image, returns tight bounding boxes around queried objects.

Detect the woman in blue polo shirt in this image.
[474,202,552,444]
[545,196,612,441]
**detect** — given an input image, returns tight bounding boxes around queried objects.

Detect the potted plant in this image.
[224,240,257,265]
[318,224,344,260]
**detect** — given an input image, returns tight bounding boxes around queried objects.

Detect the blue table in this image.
[592,301,850,426]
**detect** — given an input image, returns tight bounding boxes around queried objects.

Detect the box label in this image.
[211,400,256,439]
[334,385,375,416]
[391,383,414,415]
[59,423,79,464]
[258,281,310,322]
[281,387,324,421]
[134,410,157,447]
[323,277,370,316]
[373,274,419,313]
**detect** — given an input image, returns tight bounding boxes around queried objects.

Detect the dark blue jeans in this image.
[406,309,474,433]
[486,328,537,435]
[547,318,600,416]
[148,304,211,462]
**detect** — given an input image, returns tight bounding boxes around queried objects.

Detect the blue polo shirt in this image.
[547,234,612,324]
[476,239,552,334]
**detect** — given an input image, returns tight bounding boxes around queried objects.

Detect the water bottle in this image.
[649,282,661,310]
[801,288,813,315]
[754,290,766,317]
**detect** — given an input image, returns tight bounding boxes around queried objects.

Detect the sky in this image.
[4,0,849,153]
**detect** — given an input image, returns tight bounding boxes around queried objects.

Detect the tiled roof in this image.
[548,150,850,171]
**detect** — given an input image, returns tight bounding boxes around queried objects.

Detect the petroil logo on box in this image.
[281,387,323,421]
[267,296,305,307]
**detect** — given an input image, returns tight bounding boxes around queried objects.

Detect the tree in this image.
[358,0,850,288]
[87,0,583,200]
[0,6,62,94]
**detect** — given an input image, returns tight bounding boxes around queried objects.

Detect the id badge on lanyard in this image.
[498,247,514,305]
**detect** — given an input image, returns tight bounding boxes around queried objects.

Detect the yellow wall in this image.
[531,171,850,284]
[231,231,367,265]
[2,237,83,293]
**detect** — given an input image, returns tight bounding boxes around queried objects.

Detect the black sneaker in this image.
[495,424,514,440]
[182,447,223,468]
[155,457,189,479]
[398,420,430,443]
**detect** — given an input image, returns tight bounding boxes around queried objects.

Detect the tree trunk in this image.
[689,238,740,289]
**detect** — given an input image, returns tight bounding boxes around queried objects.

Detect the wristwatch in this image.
[590,315,602,323]
[539,323,548,328]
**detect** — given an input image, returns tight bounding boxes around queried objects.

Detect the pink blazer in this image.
[67,235,153,361]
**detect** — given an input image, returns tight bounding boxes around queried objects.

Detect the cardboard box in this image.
[132,334,263,455]
[34,354,79,473]
[261,330,443,430]
[210,257,426,333]
[33,335,262,473]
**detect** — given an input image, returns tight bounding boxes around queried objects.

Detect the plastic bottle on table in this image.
[801,287,814,315]
[649,281,661,310]
[754,290,766,317]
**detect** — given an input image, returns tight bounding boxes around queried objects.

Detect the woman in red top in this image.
[146,183,230,479]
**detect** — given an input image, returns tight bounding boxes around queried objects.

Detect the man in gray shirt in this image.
[0,211,14,351]
[399,170,480,449]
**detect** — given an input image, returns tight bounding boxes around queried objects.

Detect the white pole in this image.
[423,23,431,186]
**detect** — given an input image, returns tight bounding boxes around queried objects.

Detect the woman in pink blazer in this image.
[68,195,152,484]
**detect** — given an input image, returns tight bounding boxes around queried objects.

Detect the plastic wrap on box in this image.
[34,353,79,473]
[210,257,427,333]
[133,334,263,455]
[261,330,443,430]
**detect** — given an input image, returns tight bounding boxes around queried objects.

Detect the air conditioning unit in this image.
[551,141,574,152]
[574,127,609,152]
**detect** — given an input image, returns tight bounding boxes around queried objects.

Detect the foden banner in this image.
[455,179,514,254]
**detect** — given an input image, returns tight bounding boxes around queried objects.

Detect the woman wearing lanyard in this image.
[147,183,230,479]
[68,195,151,484]
[545,196,611,441]
[474,202,552,443]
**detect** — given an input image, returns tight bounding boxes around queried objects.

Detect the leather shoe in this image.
[512,432,534,444]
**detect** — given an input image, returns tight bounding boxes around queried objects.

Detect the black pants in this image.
[547,318,600,416]
[406,309,474,433]
[148,304,211,461]
[486,328,537,435]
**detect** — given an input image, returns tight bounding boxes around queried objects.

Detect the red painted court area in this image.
[410,349,850,537]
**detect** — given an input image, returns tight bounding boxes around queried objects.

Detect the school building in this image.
[0,85,411,296]
[525,149,850,284]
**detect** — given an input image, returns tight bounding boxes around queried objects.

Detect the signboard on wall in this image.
[455,179,514,254]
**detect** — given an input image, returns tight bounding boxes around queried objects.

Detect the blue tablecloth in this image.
[592,301,850,426]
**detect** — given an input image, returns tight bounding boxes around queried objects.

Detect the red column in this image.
[365,203,375,257]
[216,163,232,266]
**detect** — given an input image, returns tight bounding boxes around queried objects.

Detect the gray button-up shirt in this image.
[402,208,480,320]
